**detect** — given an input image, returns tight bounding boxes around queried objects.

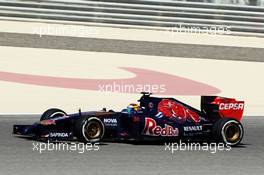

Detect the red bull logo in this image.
[142,118,179,137]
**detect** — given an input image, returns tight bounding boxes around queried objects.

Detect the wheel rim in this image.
[224,122,241,143]
[84,121,102,139]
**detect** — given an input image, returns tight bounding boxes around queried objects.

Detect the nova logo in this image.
[49,132,69,137]
[103,118,117,126]
[143,118,179,137]
[103,118,117,123]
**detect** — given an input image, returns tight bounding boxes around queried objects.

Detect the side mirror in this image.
[78,108,82,116]
[141,92,152,96]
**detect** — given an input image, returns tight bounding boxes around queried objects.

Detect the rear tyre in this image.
[40,108,67,121]
[213,118,243,146]
[75,117,105,143]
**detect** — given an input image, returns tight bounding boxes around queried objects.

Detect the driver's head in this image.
[130,103,140,111]
[127,103,140,114]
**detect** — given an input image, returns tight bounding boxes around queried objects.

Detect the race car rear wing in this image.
[201,96,244,121]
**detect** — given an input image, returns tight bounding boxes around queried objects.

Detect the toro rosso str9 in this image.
[13,92,245,146]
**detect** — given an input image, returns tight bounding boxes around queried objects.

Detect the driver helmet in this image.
[127,103,140,114]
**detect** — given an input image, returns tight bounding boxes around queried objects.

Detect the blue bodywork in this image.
[13,93,215,142]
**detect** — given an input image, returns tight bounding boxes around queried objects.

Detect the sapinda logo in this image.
[142,118,179,137]
[49,132,69,137]
[219,103,244,110]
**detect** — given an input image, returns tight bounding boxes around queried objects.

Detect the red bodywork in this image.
[211,97,244,121]
[157,99,201,123]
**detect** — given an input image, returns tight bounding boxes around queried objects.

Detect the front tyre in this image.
[213,118,244,146]
[75,117,105,143]
[40,108,67,121]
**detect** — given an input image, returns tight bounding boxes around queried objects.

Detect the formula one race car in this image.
[13,92,245,146]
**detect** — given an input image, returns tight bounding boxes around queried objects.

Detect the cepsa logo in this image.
[142,118,179,137]
[219,103,244,110]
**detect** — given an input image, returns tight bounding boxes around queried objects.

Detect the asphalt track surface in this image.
[1,32,264,62]
[0,116,263,175]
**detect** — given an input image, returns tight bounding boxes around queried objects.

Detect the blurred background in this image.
[178,0,264,6]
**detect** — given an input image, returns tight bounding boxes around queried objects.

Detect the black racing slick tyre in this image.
[75,117,105,143]
[40,108,67,121]
[213,118,244,146]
